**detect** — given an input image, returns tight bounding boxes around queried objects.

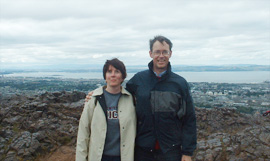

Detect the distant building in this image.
[261,102,270,106]
[233,103,247,107]
[242,87,252,90]
[206,91,214,95]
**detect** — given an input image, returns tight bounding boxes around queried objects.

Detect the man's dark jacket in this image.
[126,61,197,156]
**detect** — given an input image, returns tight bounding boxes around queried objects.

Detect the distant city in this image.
[1,77,269,115]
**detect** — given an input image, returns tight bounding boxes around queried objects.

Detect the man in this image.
[85,36,197,161]
[126,35,196,161]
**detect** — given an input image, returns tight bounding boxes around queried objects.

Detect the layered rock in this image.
[0,91,85,161]
[0,92,269,161]
[195,108,270,160]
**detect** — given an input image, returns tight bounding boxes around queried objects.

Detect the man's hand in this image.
[85,91,93,102]
[182,155,192,161]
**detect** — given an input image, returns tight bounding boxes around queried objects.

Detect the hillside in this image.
[0,92,269,161]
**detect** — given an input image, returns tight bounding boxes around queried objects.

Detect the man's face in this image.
[149,41,172,73]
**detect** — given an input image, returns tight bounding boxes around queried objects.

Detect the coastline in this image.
[1,70,270,83]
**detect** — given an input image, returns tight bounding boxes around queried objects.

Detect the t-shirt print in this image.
[107,106,118,119]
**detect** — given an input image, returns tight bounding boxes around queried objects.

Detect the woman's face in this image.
[105,65,123,88]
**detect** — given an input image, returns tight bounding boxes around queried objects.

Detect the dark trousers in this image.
[101,155,121,161]
[135,146,182,161]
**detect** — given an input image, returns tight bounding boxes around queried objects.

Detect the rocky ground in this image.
[0,91,269,161]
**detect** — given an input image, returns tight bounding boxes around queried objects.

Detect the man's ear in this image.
[149,51,154,58]
[169,51,172,58]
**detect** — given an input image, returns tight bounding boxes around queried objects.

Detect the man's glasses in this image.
[152,50,171,56]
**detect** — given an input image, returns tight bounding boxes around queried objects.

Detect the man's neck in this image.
[154,70,167,77]
[153,68,167,76]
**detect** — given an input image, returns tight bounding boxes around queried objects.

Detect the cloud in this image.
[0,0,269,70]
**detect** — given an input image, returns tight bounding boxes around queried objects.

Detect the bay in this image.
[4,71,270,83]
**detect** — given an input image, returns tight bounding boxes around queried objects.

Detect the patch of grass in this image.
[220,137,228,161]
[12,123,21,133]
[58,136,72,145]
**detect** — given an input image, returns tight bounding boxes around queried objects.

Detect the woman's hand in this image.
[182,155,192,161]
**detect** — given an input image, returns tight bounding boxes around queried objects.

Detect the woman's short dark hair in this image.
[149,35,173,51]
[103,58,127,80]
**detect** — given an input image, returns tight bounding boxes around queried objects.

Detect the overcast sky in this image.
[0,0,269,70]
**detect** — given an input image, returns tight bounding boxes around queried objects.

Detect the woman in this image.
[76,58,136,161]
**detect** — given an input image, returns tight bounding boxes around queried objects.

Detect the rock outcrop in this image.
[195,108,270,160]
[0,91,85,161]
[0,92,269,161]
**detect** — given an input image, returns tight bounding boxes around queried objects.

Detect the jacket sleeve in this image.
[181,82,197,156]
[126,75,138,95]
[76,98,96,161]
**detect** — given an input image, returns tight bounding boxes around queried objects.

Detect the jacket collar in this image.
[148,60,172,78]
[92,86,131,97]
